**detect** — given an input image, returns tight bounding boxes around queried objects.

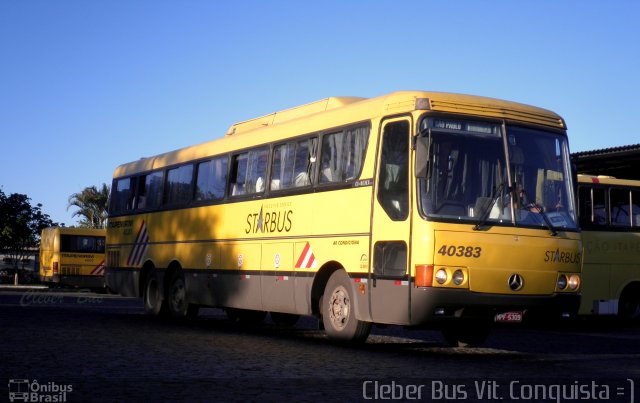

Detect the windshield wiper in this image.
[473,183,505,231]
[526,203,558,236]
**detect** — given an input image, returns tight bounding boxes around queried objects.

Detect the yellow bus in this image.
[40,227,106,289]
[105,91,581,345]
[577,174,640,318]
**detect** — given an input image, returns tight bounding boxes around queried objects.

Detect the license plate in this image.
[494,311,524,323]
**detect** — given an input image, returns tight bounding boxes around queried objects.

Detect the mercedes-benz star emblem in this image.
[508,273,524,291]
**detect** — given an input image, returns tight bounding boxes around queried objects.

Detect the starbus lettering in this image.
[245,206,293,234]
[544,248,581,264]
[108,220,133,229]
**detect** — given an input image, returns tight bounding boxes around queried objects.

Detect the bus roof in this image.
[113,90,566,179]
[42,227,106,237]
[226,91,564,136]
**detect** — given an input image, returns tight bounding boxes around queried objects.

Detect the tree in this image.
[67,183,110,229]
[0,189,57,271]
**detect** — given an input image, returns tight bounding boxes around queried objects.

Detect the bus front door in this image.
[369,117,412,325]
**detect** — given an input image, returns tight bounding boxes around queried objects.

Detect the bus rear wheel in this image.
[143,271,166,317]
[322,270,371,343]
[167,271,199,319]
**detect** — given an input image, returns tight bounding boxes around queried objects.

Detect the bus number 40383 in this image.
[437,245,482,258]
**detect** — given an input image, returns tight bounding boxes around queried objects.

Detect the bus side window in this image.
[593,188,607,225]
[111,178,133,214]
[80,237,94,251]
[230,147,268,196]
[610,188,632,227]
[578,186,591,227]
[578,186,607,227]
[230,153,248,196]
[165,164,194,206]
[633,190,640,227]
[195,157,228,201]
[319,126,369,184]
[271,138,314,191]
[292,139,312,187]
[247,147,268,194]
[138,171,164,209]
[96,238,106,253]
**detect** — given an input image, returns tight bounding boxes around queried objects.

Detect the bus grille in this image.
[107,250,120,268]
[61,267,80,276]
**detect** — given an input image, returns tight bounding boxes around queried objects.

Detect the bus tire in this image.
[167,270,199,319]
[441,320,490,347]
[143,271,166,317]
[618,284,640,320]
[322,270,371,343]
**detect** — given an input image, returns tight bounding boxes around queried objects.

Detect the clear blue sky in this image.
[1,1,639,226]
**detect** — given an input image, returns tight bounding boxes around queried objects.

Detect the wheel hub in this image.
[329,286,350,330]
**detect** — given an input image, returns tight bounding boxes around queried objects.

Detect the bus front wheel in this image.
[143,272,166,317]
[322,270,371,343]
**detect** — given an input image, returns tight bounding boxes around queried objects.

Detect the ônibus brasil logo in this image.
[8,379,73,402]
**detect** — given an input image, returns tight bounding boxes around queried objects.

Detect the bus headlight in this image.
[567,274,580,290]
[435,269,448,285]
[452,270,464,286]
[557,274,567,290]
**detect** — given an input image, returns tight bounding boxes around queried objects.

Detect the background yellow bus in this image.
[577,174,640,318]
[40,227,106,289]
[106,91,581,345]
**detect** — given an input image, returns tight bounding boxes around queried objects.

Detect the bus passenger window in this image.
[165,164,194,206]
[111,178,134,214]
[293,139,312,187]
[319,126,369,184]
[247,147,268,194]
[592,188,607,225]
[610,188,632,227]
[230,147,268,196]
[633,191,640,227]
[195,157,228,201]
[579,186,607,227]
[230,153,248,196]
[271,139,314,190]
[271,143,291,190]
[578,186,592,227]
[138,171,164,210]
[79,237,94,251]
[96,238,106,253]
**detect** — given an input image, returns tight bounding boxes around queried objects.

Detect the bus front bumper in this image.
[410,287,580,326]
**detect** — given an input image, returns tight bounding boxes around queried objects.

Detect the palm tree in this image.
[67,184,110,228]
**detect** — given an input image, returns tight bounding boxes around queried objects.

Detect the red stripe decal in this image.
[295,243,311,268]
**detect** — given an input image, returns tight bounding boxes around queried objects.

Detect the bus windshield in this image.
[419,118,577,231]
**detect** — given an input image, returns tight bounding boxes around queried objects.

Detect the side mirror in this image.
[415,137,430,178]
